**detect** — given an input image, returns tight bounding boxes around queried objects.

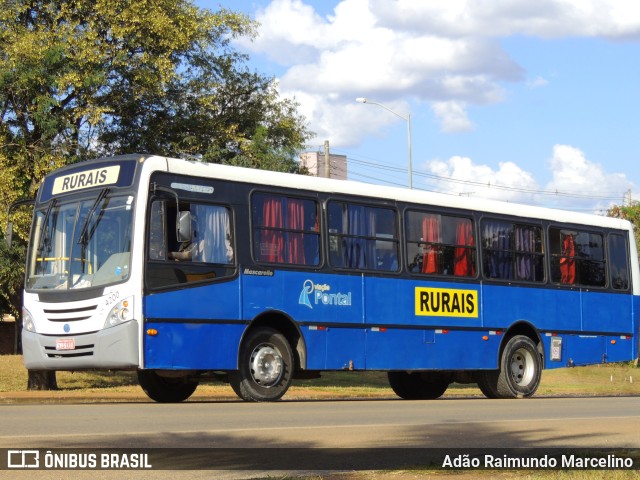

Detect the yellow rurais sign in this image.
[52,165,121,195]
[415,287,479,317]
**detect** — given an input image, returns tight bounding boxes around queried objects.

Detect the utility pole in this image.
[324,140,330,179]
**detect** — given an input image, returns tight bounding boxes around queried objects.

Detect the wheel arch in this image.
[239,310,307,371]
[500,320,545,369]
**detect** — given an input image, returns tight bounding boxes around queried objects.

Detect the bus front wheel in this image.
[477,335,541,399]
[229,327,293,402]
[137,370,198,403]
[387,371,450,400]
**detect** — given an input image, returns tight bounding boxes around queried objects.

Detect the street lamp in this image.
[356,97,413,189]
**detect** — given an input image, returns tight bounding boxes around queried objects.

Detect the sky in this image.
[196,0,640,212]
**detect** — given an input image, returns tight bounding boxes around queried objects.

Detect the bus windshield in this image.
[26,193,134,291]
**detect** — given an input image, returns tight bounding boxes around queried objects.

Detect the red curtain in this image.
[560,234,576,284]
[261,197,284,263]
[286,199,306,265]
[454,219,475,277]
[261,197,307,264]
[421,215,441,273]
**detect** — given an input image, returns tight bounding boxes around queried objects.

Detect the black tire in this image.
[229,327,293,402]
[387,371,450,400]
[137,369,198,403]
[475,370,500,399]
[479,335,542,399]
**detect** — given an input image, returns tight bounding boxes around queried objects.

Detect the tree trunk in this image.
[27,370,58,390]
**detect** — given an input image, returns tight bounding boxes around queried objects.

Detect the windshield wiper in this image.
[36,198,57,256]
[77,188,109,247]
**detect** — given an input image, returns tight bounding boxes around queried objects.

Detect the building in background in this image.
[299,150,347,180]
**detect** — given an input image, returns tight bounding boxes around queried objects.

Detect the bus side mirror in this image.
[5,222,13,248]
[177,211,192,243]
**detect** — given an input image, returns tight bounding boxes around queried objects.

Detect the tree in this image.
[607,203,640,258]
[1,1,310,175]
[1,1,312,390]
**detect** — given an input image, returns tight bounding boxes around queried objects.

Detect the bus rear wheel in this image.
[478,335,542,399]
[229,327,293,402]
[387,371,450,400]
[137,370,198,403]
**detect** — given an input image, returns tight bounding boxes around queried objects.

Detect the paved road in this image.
[1,396,638,478]
[2,396,639,449]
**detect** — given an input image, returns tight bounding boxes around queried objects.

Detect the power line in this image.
[332,148,627,203]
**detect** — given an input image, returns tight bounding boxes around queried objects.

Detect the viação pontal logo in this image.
[299,279,352,309]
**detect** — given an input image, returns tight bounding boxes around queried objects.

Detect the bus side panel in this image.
[481,284,580,332]
[365,328,430,370]
[143,322,244,369]
[142,279,242,369]
[143,280,242,321]
[582,291,634,333]
[242,271,363,325]
[544,333,634,368]
[243,270,366,370]
[364,277,483,329]
[605,335,636,363]
[301,326,327,370]
[563,335,606,366]
[365,328,499,370]
[326,327,366,370]
[299,327,367,371]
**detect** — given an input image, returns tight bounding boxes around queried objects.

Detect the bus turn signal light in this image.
[146,328,158,336]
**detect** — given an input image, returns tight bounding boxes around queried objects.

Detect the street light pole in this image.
[356,97,412,189]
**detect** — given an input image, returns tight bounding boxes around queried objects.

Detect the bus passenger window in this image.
[609,234,629,290]
[481,220,544,282]
[405,211,476,277]
[146,199,235,289]
[251,193,320,266]
[550,228,605,287]
[327,201,399,271]
[192,204,234,264]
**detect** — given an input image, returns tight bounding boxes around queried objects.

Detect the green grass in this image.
[1,354,639,398]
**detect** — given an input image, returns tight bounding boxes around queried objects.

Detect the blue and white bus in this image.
[20,154,639,401]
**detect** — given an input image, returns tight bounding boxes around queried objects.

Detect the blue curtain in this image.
[484,221,512,279]
[343,205,377,269]
[515,225,535,281]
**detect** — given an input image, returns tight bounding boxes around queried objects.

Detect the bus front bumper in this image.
[22,320,139,370]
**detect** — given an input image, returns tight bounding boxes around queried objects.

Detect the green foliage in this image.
[607,203,640,258]
[0,1,313,321]
[1,0,311,190]
[0,240,26,319]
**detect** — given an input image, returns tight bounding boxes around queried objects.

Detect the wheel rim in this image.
[249,343,283,387]
[509,347,535,386]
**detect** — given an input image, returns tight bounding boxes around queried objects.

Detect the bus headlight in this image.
[22,307,36,333]
[104,297,134,328]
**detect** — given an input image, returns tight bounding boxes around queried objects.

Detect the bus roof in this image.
[138,155,630,233]
[47,154,629,232]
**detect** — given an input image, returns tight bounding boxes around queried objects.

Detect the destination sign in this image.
[415,286,479,318]
[52,166,121,195]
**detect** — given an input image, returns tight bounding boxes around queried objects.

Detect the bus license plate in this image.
[56,338,76,351]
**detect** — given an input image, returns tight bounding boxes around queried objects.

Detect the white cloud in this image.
[431,101,475,132]
[424,155,537,202]
[237,0,640,147]
[421,145,633,210]
[544,145,632,205]
[526,76,550,88]
[370,0,640,39]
